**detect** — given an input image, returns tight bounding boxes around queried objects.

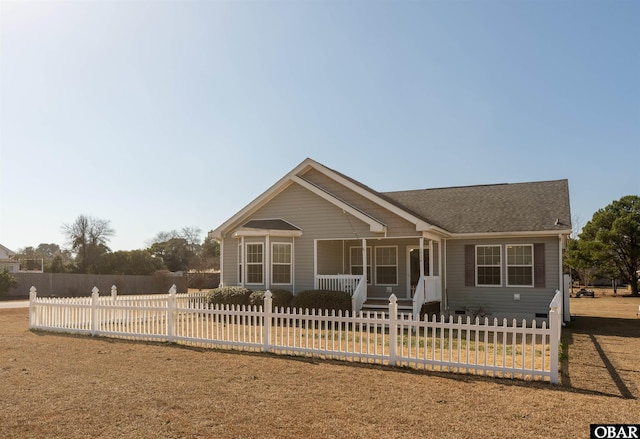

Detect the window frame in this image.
[475,245,502,287]
[350,246,372,285]
[374,245,398,286]
[271,242,292,285]
[506,244,534,287]
[245,243,264,285]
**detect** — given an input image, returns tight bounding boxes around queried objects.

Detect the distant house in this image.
[210,158,572,322]
[0,244,20,273]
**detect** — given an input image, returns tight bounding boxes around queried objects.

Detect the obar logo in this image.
[591,425,640,439]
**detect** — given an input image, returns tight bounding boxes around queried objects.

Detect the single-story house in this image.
[0,243,20,273]
[210,158,572,322]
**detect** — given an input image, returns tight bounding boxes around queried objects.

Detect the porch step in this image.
[360,298,414,316]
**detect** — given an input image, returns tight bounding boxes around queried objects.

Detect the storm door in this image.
[407,247,430,298]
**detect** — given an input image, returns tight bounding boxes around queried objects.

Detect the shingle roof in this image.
[242,219,301,231]
[382,180,572,234]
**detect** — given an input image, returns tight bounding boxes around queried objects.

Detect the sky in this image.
[1,0,638,253]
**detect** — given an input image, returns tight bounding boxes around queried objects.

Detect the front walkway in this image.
[0,300,29,309]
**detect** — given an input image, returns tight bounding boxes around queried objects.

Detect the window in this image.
[375,246,397,285]
[506,244,533,287]
[271,243,292,284]
[350,246,371,283]
[245,243,263,284]
[476,245,501,286]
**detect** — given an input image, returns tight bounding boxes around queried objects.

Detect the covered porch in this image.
[314,236,443,318]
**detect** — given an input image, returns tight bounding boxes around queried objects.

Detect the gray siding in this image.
[222,183,380,293]
[445,236,560,321]
[221,183,443,296]
[301,168,420,237]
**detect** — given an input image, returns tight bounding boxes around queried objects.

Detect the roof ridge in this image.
[383,179,568,195]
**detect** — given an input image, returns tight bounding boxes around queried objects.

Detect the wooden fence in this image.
[29,287,562,383]
[7,272,188,298]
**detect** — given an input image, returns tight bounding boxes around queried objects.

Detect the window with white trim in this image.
[476,245,501,286]
[271,243,292,284]
[375,246,398,285]
[506,244,533,287]
[350,246,371,284]
[245,243,263,284]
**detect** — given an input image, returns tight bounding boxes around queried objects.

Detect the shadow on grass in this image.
[561,316,638,400]
[28,326,634,401]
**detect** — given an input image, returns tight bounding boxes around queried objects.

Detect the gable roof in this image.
[383,180,571,234]
[211,158,572,238]
[0,243,16,258]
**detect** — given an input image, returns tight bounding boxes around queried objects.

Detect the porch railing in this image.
[351,275,367,314]
[412,276,442,320]
[315,274,361,294]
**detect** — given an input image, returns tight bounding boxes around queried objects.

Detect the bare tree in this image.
[62,215,115,273]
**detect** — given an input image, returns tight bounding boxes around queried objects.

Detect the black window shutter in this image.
[534,243,545,288]
[465,245,475,286]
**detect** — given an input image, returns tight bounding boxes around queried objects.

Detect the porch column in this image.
[429,240,434,276]
[419,237,425,279]
[240,236,245,287]
[265,235,270,290]
[314,240,318,289]
[219,239,224,287]
[292,237,296,294]
[361,238,367,285]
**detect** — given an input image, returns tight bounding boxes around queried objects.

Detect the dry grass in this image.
[1,291,640,438]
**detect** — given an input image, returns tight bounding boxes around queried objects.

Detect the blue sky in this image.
[1,0,638,252]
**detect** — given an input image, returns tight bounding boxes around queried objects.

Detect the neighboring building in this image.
[0,244,20,273]
[210,158,572,322]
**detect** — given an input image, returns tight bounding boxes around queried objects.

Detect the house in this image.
[210,158,572,322]
[0,243,20,273]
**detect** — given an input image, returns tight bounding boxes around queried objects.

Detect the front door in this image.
[407,247,429,298]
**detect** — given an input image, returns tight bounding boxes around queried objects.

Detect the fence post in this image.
[91,287,99,336]
[168,284,176,342]
[388,294,398,366]
[111,285,117,300]
[263,290,273,352]
[29,286,37,328]
[549,302,560,384]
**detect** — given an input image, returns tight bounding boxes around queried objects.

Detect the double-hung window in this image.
[350,246,372,284]
[375,246,398,285]
[506,244,533,287]
[245,243,263,284]
[271,243,292,284]
[476,245,501,286]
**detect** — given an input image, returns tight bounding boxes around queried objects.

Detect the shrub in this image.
[206,286,252,307]
[291,289,352,313]
[0,268,17,296]
[249,289,293,309]
[419,302,441,320]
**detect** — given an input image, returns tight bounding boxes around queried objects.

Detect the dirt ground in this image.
[1,290,639,438]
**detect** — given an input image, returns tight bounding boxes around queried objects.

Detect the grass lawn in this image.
[1,290,639,438]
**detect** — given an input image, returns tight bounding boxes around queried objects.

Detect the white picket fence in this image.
[29,286,562,383]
